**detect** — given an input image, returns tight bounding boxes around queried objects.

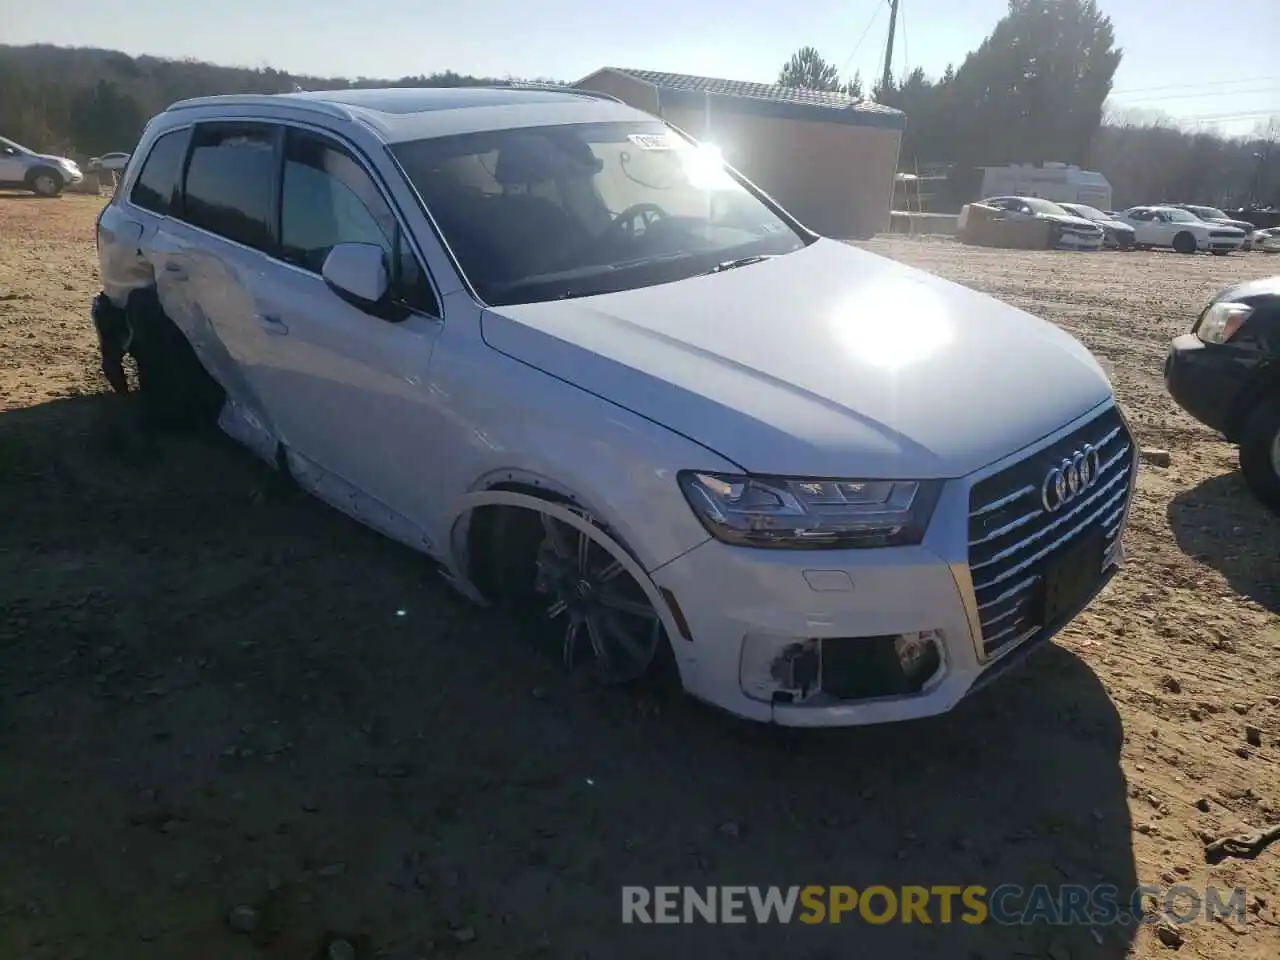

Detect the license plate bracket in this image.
[1040,527,1107,628]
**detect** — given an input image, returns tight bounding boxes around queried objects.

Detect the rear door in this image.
[98,126,191,304]
[161,121,285,448]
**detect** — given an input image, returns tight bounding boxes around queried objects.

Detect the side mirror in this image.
[321,242,392,315]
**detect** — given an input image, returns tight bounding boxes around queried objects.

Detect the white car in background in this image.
[88,152,132,173]
[1160,203,1257,251]
[0,134,84,196]
[1118,205,1245,255]
[1252,227,1280,253]
[981,195,1105,250]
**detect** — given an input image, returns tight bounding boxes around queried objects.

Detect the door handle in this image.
[163,262,188,280]
[256,314,289,335]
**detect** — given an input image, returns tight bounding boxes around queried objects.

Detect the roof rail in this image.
[164,93,354,121]
[491,81,623,104]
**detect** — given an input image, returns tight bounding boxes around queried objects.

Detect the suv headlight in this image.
[678,471,943,549]
[1196,302,1253,344]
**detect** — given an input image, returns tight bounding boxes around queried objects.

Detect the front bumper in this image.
[651,404,1135,727]
[1164,333,1248,435]
[1206,236,1244,253]
[1104,227,1135,249]
[1056,230,1104,251]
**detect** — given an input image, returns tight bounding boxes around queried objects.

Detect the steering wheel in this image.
[611,202,669,240]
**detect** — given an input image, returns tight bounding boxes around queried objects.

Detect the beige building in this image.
[574,68,905,239]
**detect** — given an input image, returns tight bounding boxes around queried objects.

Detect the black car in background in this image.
[1058,202,1137,249]
[1165,276,1280,512]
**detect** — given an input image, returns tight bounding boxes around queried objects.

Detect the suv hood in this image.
[482,239,1113,479]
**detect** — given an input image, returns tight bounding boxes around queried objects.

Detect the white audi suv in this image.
[92,86,1137,726]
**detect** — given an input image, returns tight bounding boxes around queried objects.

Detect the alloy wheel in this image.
[533,511,663,684]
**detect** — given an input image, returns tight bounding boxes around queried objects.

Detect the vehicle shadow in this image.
[0,393,1139,960]
[1167,471,1280,614]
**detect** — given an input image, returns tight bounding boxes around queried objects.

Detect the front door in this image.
[246,127,446,544]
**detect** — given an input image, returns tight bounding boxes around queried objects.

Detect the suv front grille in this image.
[967,406,1134,658]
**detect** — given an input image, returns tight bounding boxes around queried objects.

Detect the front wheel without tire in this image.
[1238,397,1280,514]
[487,506,669,685]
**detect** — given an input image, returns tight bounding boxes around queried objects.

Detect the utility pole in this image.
[880,0,900,97]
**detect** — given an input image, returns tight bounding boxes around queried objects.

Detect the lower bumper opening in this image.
[741,631,944,705]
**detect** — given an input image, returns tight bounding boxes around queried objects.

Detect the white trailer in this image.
[978,162,1112,211]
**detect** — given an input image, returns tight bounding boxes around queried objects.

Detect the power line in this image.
[1111,76,1280,95]
[1178,109,1277,124]
[899,0,909,83]
[840,2,886,75]
[1112,85,1280,104]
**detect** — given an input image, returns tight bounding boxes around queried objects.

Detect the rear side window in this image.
[129,129,189,215]
[182,123,278,251]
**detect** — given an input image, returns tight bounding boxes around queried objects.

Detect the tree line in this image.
[0,43,522,160]
[3,0,1275,209]
[779,0,1276,209]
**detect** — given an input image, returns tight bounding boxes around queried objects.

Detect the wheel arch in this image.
[449,483,688,649]
[1224,363,1280,443]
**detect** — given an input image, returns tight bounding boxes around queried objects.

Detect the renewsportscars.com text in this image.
[621,884,1246,926]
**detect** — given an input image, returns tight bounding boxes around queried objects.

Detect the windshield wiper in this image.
[704,254,772,275]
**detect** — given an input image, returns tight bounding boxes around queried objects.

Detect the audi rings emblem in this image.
[1041,443,1102,513]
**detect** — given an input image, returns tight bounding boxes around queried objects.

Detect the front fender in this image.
[445,490,688,650]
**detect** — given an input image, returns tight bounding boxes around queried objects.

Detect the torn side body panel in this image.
[91,292,131,395]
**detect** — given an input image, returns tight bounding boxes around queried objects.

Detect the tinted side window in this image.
[182,123,277,251]
[280,130,438,316]
[129,129,189,215]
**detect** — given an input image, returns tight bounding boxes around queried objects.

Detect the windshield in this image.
[0,135,31,154]
[1063,203,1106,220]
[1191,206,1228,220]
[1164,208,1200,223]
[392,121,809,306]
[1023,197,1072,216]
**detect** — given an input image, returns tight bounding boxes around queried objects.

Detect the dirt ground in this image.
[0,192,1277,960]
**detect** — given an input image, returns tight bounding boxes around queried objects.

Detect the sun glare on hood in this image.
[829,278,955,370]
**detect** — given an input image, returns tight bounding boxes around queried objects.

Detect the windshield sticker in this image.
[627,134,676,151]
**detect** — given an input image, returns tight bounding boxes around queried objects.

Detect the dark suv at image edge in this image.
[1165,275,1280,512]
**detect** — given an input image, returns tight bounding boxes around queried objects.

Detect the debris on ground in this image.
[226,904,259,934]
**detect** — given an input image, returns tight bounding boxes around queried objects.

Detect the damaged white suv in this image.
[93,87,1136,726]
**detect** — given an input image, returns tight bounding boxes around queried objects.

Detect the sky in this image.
[8,0,1278,137]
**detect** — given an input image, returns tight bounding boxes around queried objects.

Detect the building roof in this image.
[579,68,905,131]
